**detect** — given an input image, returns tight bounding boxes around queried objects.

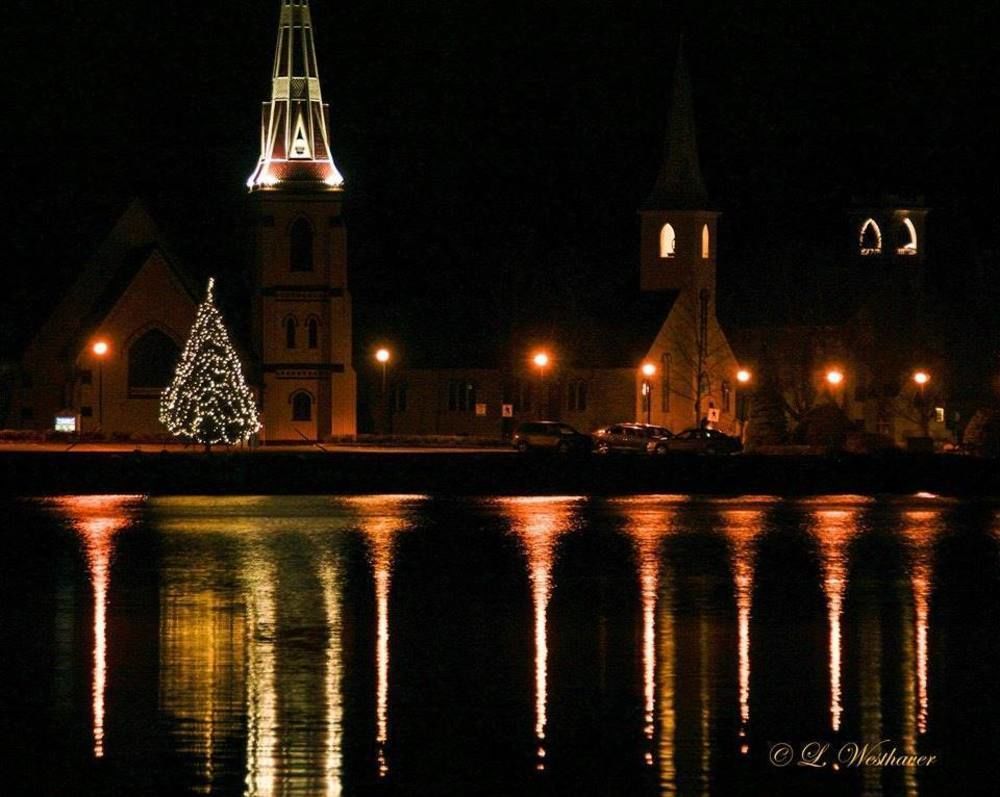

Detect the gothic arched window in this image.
[860,218,882,255]
[291,391,313,422]
[896,217,918,255]
[128,328,179,395]
[284,316,298,349]
[290,217,314,272]
[660,224,677,258]
[307,317,319,349]
[701,224,711,259]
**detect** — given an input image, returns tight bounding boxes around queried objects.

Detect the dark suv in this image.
[513,421,592,454]
[593,423,673,454]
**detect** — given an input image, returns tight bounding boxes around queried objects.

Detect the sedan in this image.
[648,428,742,455]
[593,423,673,455]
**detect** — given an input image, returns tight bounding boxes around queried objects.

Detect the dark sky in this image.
[4,0,999,369]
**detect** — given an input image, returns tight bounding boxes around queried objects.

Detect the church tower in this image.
[639,41,719,301]
[248,0,356,442]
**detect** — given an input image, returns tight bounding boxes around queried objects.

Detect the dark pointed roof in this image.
[22,199,201,363]
[643,39,710,210]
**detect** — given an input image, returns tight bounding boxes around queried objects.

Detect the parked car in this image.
[648,427,742,455]
[513,421,592,454]
[593,423,673,454]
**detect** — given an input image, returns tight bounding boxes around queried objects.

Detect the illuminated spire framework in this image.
[248,0,344,190]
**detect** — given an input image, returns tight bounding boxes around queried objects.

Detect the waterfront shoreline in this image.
[1,450,996,498]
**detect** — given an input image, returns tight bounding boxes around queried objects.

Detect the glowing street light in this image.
[375,347,391,392]
[533,352,551,419]
[91,340,110,431]
[640,363,657,424]
[826,369,845,387]
[737,369,752,385]
[913,371,930,387]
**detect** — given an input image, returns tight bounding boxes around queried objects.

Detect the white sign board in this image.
[502,404,514,418]
[55,416,78,433]
[476,403,488,417]
[707,408,721,424]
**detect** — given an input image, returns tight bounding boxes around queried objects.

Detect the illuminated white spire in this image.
[248,0,345,191]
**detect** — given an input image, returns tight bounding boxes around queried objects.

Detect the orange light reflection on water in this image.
[809,507,862,733]
[499,497,581,772]
[50,495,143,759]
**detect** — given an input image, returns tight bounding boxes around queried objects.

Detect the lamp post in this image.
[736,369,752,442]
[375,348,391,434]
[826,368,845,408]
[92,340,110,432]
[533,352,550,419]
[913,370,931,437]
[641,362,657,425]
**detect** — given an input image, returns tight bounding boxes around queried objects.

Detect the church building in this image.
[12,0,358,442]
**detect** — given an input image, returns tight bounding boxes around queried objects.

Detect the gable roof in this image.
[23,198,201,366]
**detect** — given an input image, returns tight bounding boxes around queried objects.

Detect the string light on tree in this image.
[160,278,261,448]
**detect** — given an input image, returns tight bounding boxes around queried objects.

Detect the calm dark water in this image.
[2,495,999,797]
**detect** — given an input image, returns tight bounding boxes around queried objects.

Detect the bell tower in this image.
[249,0,356,442]
[639,41,719,301]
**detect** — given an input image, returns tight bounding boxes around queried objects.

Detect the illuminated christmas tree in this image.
[160,278,260,448]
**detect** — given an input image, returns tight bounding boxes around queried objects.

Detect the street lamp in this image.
[91,340,110,431]
[533,352,550,419]
[641,362,657,424]
[375,348,391,392]
[826,369,844,387]
[736,369,752,441]
[913,370,931,437]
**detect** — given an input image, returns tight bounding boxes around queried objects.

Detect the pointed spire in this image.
[644,37,709,210]
[248,0,345,191]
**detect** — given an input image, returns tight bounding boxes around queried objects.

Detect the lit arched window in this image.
[291,391,313,422]
[896,217,918,255]
[701,225,710,259]
[659,224,676,258]
[284,316,297,349]
[860,218,882,255]
[290,217,314,272]
[307,317,319,349]
[128,329,180,395]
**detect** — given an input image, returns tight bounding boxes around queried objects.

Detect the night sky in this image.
[5,1,999,383]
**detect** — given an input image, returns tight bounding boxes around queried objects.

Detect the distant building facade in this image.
[383,45,743,439]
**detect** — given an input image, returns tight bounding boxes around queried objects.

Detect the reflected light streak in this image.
[51,495,143,759]
[810,508,861,732]
[860,604,883,797]
[500,497,581,771]
[901,510,943,736]
[319,553,344,797]
[351,497,418,778]
[720,509,765,747]
[244,554,277,797]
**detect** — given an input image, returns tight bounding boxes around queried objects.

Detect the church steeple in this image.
[248,0,345,191]
[644,39,708,210]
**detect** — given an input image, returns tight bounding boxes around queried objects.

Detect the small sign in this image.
[55,416,78,433]
[707,408,721,423]
[476,403,488,417]
[935,407,945,424]
[502,404,514,418]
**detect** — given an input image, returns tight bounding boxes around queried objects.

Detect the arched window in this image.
[701,224,711,259]
[291,391,313,422]
[860,218,882,255]
[659,224,677,258]
[307,317,319,349]
[128,328,180,396]
[290,217,314,272]
[284,316,298,349]
[897,217,918,255]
